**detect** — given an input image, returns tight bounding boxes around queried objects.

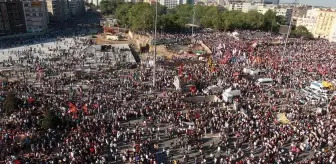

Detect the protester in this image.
[0,29,335,164]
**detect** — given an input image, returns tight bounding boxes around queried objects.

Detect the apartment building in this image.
[159,0,193,9]
[22,0,49,33]
[0,3,11,35]
[312,9,336,41]
[296,8,319,33]
[329,19,336,42]
[227,2,258,12]
[87,0,102,7]
[159,0,179,9]
[258,6,293,24]
[46,0,70,23]
[68,0,84,16]
[225,3,293,25]
[262,0,279,4]
[0,0,26,36]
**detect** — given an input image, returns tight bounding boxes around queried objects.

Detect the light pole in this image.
[152,0,158,87]
[192,8,195,36]
[282,19,292,60]
[282,0,298,65]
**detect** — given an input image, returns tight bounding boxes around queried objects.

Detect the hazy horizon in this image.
[280,0,335,7]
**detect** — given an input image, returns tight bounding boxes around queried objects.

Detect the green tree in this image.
[112,3,313,36]
[276,15,286,25]
[173,4,193,28]
[99,0,124,15]
[291,25,314,39]
[245,10,264,30]
[85,2,98,10]
[199,6,220,28]
[42,110,62,129]
[3,92,22,115]
[263,10,278,32]
[127,3,155,31]
[115,3,133,28]
[159,13,182,32]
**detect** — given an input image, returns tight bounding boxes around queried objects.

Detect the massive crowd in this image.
[0,26,335,164]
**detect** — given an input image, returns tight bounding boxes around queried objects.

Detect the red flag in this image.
[190,86,197,93]
[14,160,21,164]
[68,102,77,114]
[28,97,35,104]
[92,104,99,109]
[188,73,192,80]
[178,64,184,76]
[82,104,88,114]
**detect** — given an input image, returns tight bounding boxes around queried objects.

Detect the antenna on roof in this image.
[294,0,299,6]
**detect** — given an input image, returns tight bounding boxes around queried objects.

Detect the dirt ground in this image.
[94,33,179,59]
[94,34,134,45]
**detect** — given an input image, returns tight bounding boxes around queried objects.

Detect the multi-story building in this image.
[241,2,258,12]
[296,8,319,33]
[159,0,193,9]
[46,0,70,23]
[22,0,49,33]
[0,2,12,35]
[329,19,336,42]
[262,0,279,4]
[159,0,179,9]
[312,9,336,40]
[87,0,102,7]
[276,8,293,24]
[0,0,26,36]
[292,6,310,20]
[227,3,243,11]
[258,6,293,24]
[68,0,85,16]
[227,2,258,12]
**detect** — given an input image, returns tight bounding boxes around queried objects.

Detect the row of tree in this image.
[99,0,313,38]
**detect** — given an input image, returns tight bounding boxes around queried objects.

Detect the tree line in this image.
[99,0,313,38]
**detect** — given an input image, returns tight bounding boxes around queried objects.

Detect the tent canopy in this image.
[322,81,332,88]
[276,113,290,124]
[186,24,200,27]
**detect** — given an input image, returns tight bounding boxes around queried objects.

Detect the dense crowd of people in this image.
[0,25,335,164]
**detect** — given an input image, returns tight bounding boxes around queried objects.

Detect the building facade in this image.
[22,0,49,33]
[312,9,336,40]
[296,8,319,33]
[159,0,193,9]
[0,0,26,35]
[258,6,293,24]
[0,2,12,35]
[46,0,70,23]
[262,0,279,4]
[275,8,293,24]
[87,0,102,7]
[329,20,336,42]
[159,0,179,9]
[68,0,84,16]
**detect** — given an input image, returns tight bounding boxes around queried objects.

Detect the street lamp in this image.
[152,0,158,87]
[192,8,195,36]
[281,0,298,65]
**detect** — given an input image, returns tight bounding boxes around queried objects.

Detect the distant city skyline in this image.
[280,0,335,7]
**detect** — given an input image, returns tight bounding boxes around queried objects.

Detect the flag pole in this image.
[153,0,158,87]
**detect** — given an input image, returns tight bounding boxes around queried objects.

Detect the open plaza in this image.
[0,19,335,164]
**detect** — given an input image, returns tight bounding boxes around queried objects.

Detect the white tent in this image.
[203,85,223,94]
[173,76,181,91]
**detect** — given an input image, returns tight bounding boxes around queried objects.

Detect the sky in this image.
[280,0,335,7]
